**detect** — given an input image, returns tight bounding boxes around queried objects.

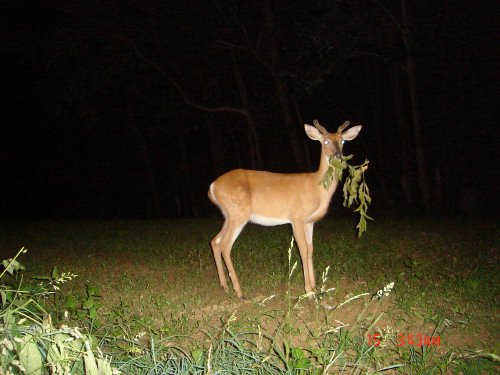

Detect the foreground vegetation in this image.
[0,217,498,373]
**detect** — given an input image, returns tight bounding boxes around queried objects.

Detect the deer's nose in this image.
[334,151,343,159]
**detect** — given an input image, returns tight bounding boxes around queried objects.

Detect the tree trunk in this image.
[175,126,198,217]
[401,0,429,208]
[435,5,452,208]
[367,60,394,208]
[406,59,429,208]
[390,63,415,206]
[126,97,161,218]
[232,54,263,169]
[199,72,227,176]
[292,98,312,170]
[263,0,305,170]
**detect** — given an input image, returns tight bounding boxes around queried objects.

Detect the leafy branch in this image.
[321,155,373,237]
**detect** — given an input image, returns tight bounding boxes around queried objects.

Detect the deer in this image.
[208,120,362,299]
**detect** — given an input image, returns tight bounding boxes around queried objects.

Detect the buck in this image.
[208,120,362,299]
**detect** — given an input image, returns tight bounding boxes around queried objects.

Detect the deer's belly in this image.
[250,214,291,226]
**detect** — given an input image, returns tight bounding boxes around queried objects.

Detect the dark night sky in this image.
[1,1,498,219]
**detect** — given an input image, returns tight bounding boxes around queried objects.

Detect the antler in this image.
[313,119,328,134]
[337,120,350,133]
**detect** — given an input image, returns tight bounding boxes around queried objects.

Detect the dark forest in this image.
[2,0,497,219]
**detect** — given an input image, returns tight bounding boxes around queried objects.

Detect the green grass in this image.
[0,218,498,373]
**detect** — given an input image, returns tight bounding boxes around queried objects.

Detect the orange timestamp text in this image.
[367,333,441,347]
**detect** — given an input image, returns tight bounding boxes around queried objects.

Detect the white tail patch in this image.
[209,183,218,205]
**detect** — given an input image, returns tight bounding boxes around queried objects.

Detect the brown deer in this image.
[208,120,362,299]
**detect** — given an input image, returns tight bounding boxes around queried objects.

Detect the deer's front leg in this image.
[292,220,313,294]
[304,222,316,291]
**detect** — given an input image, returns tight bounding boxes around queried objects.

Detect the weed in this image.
[0,249,117,375]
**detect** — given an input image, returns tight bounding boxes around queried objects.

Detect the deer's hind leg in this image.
[219,217,248,299]
[211,220,229,292]
[209,179,250,299]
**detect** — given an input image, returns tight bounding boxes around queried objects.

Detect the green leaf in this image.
[2,258,25,275]
[365,193,372,204]
[348,195,355,207]
[292,347,305,359]
[295,357,311,369]
[96,357,114,375]
[65,295,78,310]
[89,306,98,320]
[117,342,142,355]
[3,309,15,327]
[47,340,66,366]
[17,334,42,375]
[51,265,59,279]
[284,340,290,360]
[191,348,204,364]
[83,296,95,309]
[87,285,100,297]
[83,341,100,375]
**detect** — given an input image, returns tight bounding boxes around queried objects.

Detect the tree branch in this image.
[215,39,275,75]
[334,51,407,72]
[117,35,249,117]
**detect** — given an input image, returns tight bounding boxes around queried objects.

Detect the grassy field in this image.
[0,217,498,373]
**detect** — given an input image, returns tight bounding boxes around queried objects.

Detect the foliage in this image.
[65,285,102,332]
[321,155,373,236]
[0,248,116,375]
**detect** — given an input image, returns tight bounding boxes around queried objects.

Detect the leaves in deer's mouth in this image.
[320,155,346,190]
[321,155,372,237]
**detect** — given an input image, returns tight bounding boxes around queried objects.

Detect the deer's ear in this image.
[304,124,322,141]
[342,125,362,141]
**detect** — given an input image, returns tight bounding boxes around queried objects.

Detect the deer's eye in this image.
[324,140,329,145]
[341,140,345,145]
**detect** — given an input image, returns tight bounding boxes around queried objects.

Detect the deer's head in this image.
[304,120,362,159]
